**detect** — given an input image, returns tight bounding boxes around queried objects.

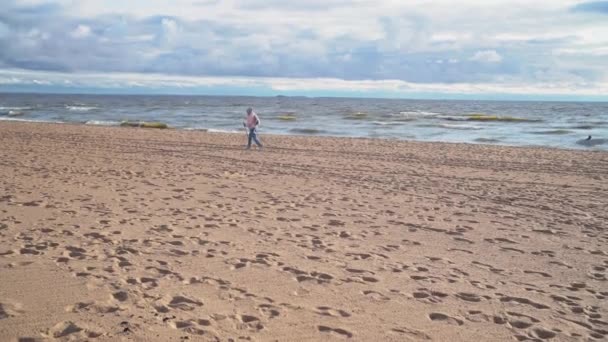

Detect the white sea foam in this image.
[399,111,441,117]
[372,121,402,126]
[85,120,121,126]
[66,105,99,111]
[206,128,241,134]
[0,117,62,124]
[183,127,242,134]
[0,106,31,111]
[439,123,483,130]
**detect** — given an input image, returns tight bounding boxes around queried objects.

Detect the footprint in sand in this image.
[112,291,129,302]
[166,295,203,311]
[66,301,120,314]
[455,292,486,303]
[428,312,464,326]
[498,295,550,310]
[500,247,525,254]
[523,270,552,278]
[411,288,448,304]
[361,290,390,301]
[44,321,102,339]
[391,326,431,340]
[258,304,281,319]
[316,306,351,318]
[464,310,504,324]
[169,319,213,336]
[233,314,264,332]
[283,266,334,284]
[0,301,24,319]
[64,246,87,260]
[318,325,353,338]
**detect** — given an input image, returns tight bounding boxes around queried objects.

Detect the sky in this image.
[1,0,608,100]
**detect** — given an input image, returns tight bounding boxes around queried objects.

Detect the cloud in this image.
[161,18,178,37]
[0,0,607,98]
[70,24,91,38]
[2,68,607,100]
[469,50,503,63]
[0,21,10,38]
[571,1,608,14]
[238,0,354,11]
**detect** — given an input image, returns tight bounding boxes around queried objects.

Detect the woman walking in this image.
[243,107,263,149]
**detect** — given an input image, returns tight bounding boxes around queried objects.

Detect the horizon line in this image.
[2,90,608,104]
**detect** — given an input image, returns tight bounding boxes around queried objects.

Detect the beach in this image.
[1,121,607,341]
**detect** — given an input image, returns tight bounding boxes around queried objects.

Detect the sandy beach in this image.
[0,121,607,341]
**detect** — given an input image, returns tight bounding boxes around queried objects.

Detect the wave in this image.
[439,123,483,130]
[440,114,541,122]
[0,106,32,111]
[0,117,63,124]
[372,121,402,126]
[290,128,325,134]
[66,105,99,111]
[531,129,572,135]
[572,122,606,129]
[85,120,121,126]
[0,107,30,116]
[474,138,501,143]
[343,112,368,120]
[7,110,25,116]
[277,115,297,121]
[209,128,241,133]
[206,128,241,134]
[120,121,168,129]
[465,114,541,122]
[438,115,468,121]
[183,127,242,134]
[399,111,441,117]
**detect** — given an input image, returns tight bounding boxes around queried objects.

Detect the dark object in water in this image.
[120,121,168,129]
[577,135,607,146]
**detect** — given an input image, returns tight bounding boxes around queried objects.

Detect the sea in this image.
[1,93,607,150]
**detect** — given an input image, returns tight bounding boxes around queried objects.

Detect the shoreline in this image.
[1,120,607,341]
[1,119,606,154]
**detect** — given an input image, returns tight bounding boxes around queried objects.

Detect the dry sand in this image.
[0,121,607,341]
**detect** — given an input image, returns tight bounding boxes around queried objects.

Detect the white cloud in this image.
[125,34,155,43]
[2,0,608,97]
[2,68,608,98]
[555,46,608,56]
[26,28,46,39]
[0,21,10,39]
[32,79,51,85]
[430,32,473,42]
[469,50,503,63]
[161,18,178,36]
[70,24,91,38]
